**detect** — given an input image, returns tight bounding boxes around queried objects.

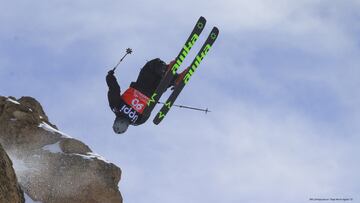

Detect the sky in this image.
[1,0,360,202]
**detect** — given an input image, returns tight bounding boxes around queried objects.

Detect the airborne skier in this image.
[106,16,218,134]
[106,58,187,134]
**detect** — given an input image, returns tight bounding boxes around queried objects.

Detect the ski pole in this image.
[112,48,133,72]
[157,102,211,114]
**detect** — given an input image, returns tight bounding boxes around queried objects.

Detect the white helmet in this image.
[113,117,130,134]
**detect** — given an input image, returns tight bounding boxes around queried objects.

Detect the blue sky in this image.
[1,0,360,202]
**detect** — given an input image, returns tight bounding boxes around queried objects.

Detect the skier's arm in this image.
[106,70,122,110]
[106,70,121,93]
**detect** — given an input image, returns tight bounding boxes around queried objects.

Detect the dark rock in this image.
[0,143,25,203]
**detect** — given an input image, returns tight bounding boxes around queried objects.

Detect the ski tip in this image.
[197,16,207,29]
[212,26,220,33]
[209,27,219,41]
[199,16,206,21]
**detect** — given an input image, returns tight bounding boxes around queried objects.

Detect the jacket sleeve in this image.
[106,73,121,110]
[106,73,121,92]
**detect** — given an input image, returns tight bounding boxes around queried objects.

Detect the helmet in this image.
[113,117,130,134]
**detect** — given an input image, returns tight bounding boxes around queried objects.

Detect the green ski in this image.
[153,26,219,125]
[142,16,207,116]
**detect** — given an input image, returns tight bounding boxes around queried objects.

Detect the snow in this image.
[38,122,72,138]
[11,157,30,174]
[37,123,110,162]
[42,142,63,153]
[87,152,111,163]
[8,155,42,203]
[24,193,42,203]
[41,142,109,162]
[40,140,110,162]
[6,97,20,105]
[75,152,110,163]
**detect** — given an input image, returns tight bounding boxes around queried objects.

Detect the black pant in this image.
[130,58,168,97]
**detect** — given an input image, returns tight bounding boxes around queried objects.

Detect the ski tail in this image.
[153,27,219,125]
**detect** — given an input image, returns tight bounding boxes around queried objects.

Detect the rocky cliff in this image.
[0,142,25,203]
[0,96,122,203]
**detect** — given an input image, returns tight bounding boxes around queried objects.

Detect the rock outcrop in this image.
[0,143,25,203]
[0,96,122,203]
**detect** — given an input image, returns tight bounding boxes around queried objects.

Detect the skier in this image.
[106,58,187,134]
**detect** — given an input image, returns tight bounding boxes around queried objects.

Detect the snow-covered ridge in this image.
[38,122,72,138]
[6,97,20,105]
[76,152,111,163]
[41,142,110,163]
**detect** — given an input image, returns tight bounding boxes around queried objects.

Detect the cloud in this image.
[1,0,360,202]
[141,95,360,202]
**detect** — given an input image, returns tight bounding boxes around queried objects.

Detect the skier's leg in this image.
[168,66,189,88]
[132,58,166,97]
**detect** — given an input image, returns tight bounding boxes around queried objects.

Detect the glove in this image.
[108,69,115,75]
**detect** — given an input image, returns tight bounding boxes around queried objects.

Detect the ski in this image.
[153,26,219,125]
[142,16,207,116]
